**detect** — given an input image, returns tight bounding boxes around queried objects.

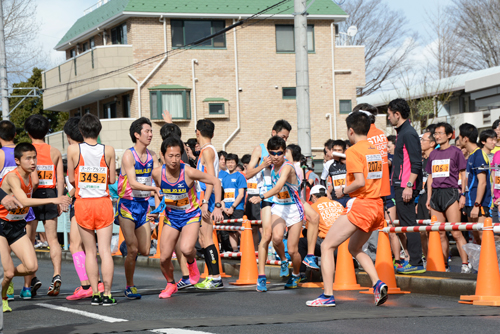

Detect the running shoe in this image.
[461,264,472,274]
[280,260,290,277]
[256,277,267,292]
[176,278,193,290]
[124,286,142,299]
[373,280,388,306]
[19,287,31,300]
[159,283,178,298]
[393,259,408,271]
[66,286,93,301]
[47,275,62,296]
[284,274,300,289]
[187,259,200,285]
[298,272,308,283]
[91,294,103,306]
[102,295,117,306]
[7,281,14,301]
[195,278,224,290]
[302,255,320,270]
[396,263,426,274]
[30,277,42,297]
[98,282,105,293]
[2,299,12,312]
[306,293,336,307]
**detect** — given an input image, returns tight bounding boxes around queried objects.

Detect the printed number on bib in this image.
[78,166,107,190]
[366,154,383,180]
[224,188,235,203]
[247,182,258,195]
[431,159,450,178]
[275,189,293,204]
[6,207,29,221]
[495,171,500,190]
[332,174,346,190]
[37,165,54,186]
[132,176,152,198]
[164,194,190,210]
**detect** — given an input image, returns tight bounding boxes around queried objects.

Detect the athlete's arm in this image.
[105,145,116,185]
[151,151,160,169]
[471,172,486,219]
[6,173,71,208]
[459,169,466,209]
[246,145,270,179]
[186,166,223,222]
[230,188,245,214]
[67,144,78,187]
[0,149,5,173]
[426,174,433,211]
[261,164,293,200]
[201,147,216,201]
[31,167,39,191]
[121,150,160,195]
[335,172,364,198]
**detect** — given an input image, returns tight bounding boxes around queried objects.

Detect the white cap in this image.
[310,185,326,196]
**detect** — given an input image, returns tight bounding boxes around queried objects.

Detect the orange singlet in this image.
[0,169,32,221]
[33,142,56,189]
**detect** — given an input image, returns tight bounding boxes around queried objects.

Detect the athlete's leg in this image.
[43,219,62,277]
[258,206,272,275]
[9,235,38,277]
[386,206,401,261]
[178,223,201,263]
[432,210,449,261]
[69,217,90,286]
[286,222,304,276]
[229,230,240,252]
[24,219,38,288]
[349,228,380,285]
[159,225,181,282]
[199,216,217,278]
[1,238,14,299]
[78,226,99,295]
[303,202,319,255]
[175,241,190,277]
[119,217,139,287]
[96,225,113,296]
[445,202,468,263]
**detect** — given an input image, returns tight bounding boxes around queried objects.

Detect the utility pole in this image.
[294,0,311,160]
[0,0,8,120]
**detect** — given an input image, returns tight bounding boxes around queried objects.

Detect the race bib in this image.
[366,154,383,180]
[0,166,16,180]
[224,188,235,203]
[78,166,107,190]
[275,188,293,204]
[132,176,152,198]
[332,174,346,190]
[247,182,258,195]
[262,168,272,186]
[495,171,500,190]
[6,206,29,221]
[432,159,450,178]
[164,193,190,210]
[37,165,54,186]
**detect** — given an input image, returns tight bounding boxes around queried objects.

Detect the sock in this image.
[292,273,300,277]
[395,259,403,264]
[205,244,220,276]
[324,294,332,297]
[462,263,468,265]
[307,254,314,257]
[82,285,91,290]
[126,285,134,289]
[72,251,88,282]
[168,281,175,285]
[2,297,7,300]
[187,259,194,265]
[22,287,30,291]
[182,275,189,280]
[258,275,266,279]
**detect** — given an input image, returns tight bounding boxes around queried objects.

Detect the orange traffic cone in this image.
[112,226,125,256]
[201,222,231,278]
[426,216,445,271]
[230,217,259,285]
[360,221,410,295]
[150,215,164,259]
[459,218,500,306]
[332,239,364,290]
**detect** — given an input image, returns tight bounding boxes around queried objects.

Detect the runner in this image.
[250,136,306,291]
[321,140,348,207]
[306,111,387,307]
[67,113,117,306]
[115,117,161,299]
[1,143,71,312]
[24,114,67,296]
[151,136,223,298]
[241,153,261,249]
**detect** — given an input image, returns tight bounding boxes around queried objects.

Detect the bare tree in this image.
[338,0,418,96]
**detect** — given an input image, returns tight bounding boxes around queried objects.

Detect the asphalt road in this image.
[3,257,500,334]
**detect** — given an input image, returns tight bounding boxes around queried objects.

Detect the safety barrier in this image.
[215,219,262,225]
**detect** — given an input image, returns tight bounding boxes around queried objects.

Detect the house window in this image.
[150,90,191,120]
[90,37,95,48]
[282,87,296,99]
[85,108,90,114]
[171,20,226,48]
[82,43,89,52]
[111,23,127,45]
[339,100,352,114]
[70,49,76,58]
[209,103,225,115]
[103,102,117,119]
[275,25,315,53]
[123,95,130,118]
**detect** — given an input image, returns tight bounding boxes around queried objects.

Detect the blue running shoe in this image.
[306,293,336,307]
[256,277,267,292]
[302,255,320,270]
[396,263,426,274]
[20,287,31,300]
[176,278,193,290]
[298,272,307,283]
[280,260,289,277]
[124,286,141,299]
[373,280,388,306]
[284,274,300,289]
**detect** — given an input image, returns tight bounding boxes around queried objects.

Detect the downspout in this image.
[192,59,198,129]
[128,16,168,118]
[325,113,332,139]
[223,18,241,151]
[331,22,337,139]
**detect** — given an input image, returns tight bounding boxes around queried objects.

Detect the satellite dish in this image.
[347,26,358,37]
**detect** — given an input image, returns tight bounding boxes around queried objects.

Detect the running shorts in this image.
[114,198,150,229]
[462,205,491,218]
[75,197,113,230]
[32,188,58,221]
[164,210,201,231]
[343,197,384,233]
[245,195,261,220]
[0,218,27,245]
[271,203,305,228]
[430,188,460,213]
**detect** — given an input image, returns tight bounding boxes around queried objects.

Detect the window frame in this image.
[275,24,315,53]
[208,103,225,115]
[339,100,352,114]
[171,19,227,49]
[150,90,191,120]
[102,102,117,119]
[282,87,297,100]
[111,23,128,45]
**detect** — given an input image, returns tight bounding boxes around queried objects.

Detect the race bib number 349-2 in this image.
[366,154,383,180]
[432,159,450,178]
[78,166,107,190]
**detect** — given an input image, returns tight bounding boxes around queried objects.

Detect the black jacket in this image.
[391,120,422,191]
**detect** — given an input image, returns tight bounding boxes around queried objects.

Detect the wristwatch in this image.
[474,202,481,207]
[406,181,413,188]
[214,202,222,209]
[201,199,208,205]
[259,193,265,200]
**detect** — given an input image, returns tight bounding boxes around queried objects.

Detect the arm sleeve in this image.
[406,132,422,175]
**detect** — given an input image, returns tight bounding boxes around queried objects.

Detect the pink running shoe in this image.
[98,282,104,293]
[66,286,93,300]
[188,259,200,285]
[159,283,178,299]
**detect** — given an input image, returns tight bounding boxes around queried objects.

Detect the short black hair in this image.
[186,138,197,152]
[63,117,83,143]
[344,140,351,148]
[332,139,346,151]
[480,129,497,147]
[24,114,50,139]
[324,139,335,150]
[79,114,102,139]
[196,119,215,138]
[493,119,500,130]
[345,111,371,136]
[267,136,286,151]
[241,154,251,164]
[0,120,16,141]
[236,164,245,171]
[425,124,437,135]
[160,123,182,141]
[459,123,478,144]
[218,151,227,159]
[14,142,36,160]
[435,122,454,138]
[387,135,396,145]
[388,98,410,120]
[272,119,292,133]
[286,144,301,162]
[130,117,152,143]
[226,153,239,164]
[353,103,378,124]
[161,135,185,156]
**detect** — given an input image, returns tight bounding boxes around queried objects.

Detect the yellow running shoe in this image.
[3,299,12,312]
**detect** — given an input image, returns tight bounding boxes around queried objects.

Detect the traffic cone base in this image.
[230,217,259,285]
[299,282,323,288]
[360,287,410,295]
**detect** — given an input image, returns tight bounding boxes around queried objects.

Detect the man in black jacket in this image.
[387,98,425,274]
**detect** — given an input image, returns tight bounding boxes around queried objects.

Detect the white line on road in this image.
[150,329,214,334]
[36,303,128,323]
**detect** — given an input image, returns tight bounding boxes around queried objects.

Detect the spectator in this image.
[491,118,500,156]
[241,153,261,249]
[218,150,228,172]
[321,140,348,207]
[286,144,304,183]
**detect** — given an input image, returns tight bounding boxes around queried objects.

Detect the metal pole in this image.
[294,0,311,159]
[0,1,9,120]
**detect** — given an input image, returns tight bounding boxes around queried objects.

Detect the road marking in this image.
[36,303,128,323]
[150,329,214,334]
